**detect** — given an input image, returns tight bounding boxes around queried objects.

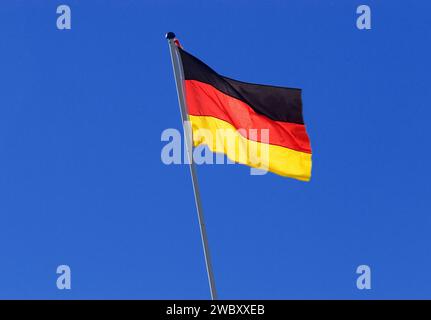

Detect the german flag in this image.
[178,46,312,181]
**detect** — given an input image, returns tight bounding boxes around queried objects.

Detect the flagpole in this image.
[165,32,218,300]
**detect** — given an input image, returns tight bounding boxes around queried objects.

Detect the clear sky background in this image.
[0,0,430,299]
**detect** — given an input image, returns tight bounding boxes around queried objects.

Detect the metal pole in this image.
[165,32,218,300]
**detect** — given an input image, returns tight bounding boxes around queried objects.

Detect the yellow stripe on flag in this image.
[189,115,312,181]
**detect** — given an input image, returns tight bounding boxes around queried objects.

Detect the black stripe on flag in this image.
[179,48,304,125]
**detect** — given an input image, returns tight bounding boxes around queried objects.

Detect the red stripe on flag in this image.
[184,80,312,153]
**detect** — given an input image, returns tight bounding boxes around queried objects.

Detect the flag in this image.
[178,46,312,181]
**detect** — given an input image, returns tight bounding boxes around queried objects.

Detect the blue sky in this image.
[0,0,430,299]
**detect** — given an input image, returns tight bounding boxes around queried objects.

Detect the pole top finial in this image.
[165,32,176,40]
